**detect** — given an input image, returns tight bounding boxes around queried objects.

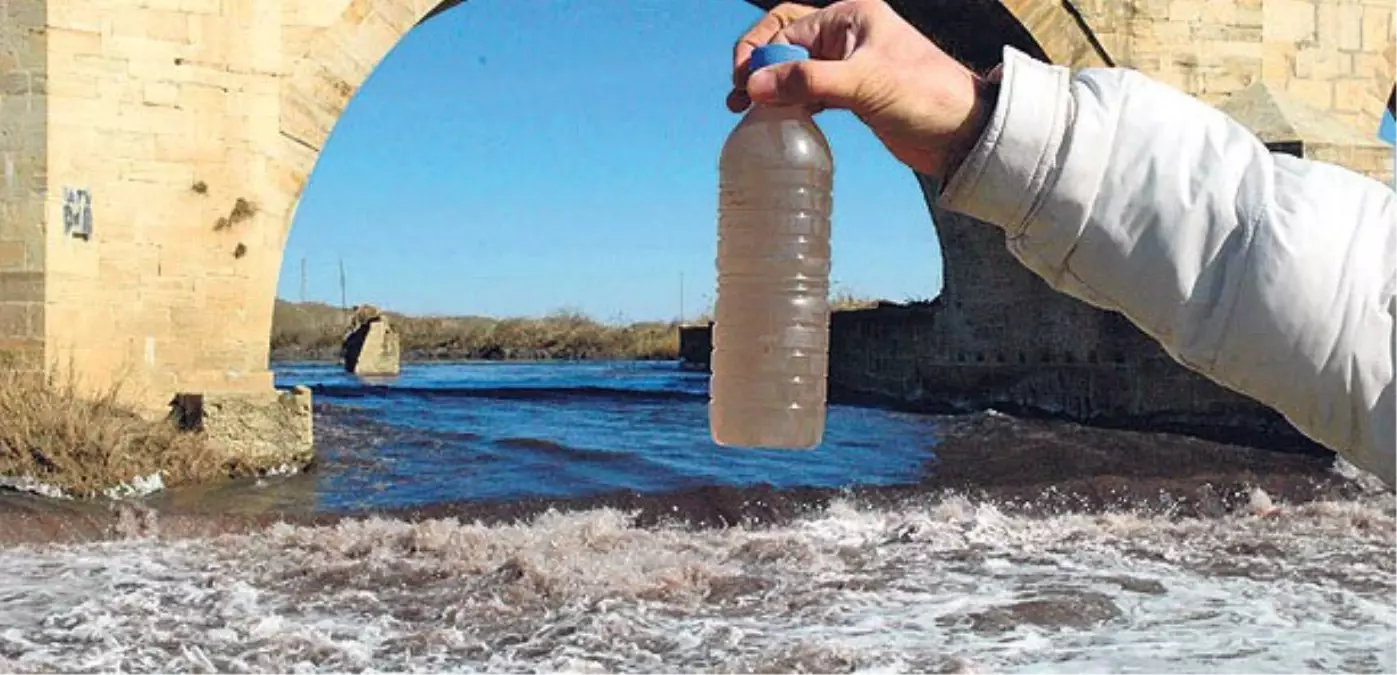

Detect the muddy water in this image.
[0,361,1391,673]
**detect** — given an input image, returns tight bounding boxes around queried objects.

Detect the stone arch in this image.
[994,0,1110,68]
[249,0,1109,382]
[275,0,1108,224]
[255,0,1109,361]
[253,0,1111,395]
[746,1,1108,71]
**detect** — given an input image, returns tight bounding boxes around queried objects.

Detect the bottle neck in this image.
[747,102,810,120]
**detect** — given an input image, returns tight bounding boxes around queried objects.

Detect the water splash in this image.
[0,491,1390,673]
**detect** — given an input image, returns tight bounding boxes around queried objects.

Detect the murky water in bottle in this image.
[711,100,833,450]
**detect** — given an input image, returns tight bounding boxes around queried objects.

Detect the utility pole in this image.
[338,258,347,309]
[679,272,685,324]
[299,257,307,303]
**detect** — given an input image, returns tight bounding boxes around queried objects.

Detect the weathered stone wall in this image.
[42,0,292,404]
[1070,0,1394,143]
[3,0,1098,412]
[0,0,47,370]
[31,0,423,408]
[1,0,1391,451]
[823,203,1322,452]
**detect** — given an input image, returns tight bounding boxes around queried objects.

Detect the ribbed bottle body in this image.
[711,104,833,450]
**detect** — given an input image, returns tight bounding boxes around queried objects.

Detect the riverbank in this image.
[0,370,250,498]
[0,401,1379,541]
[271,300,680,362]
[270,294,887,364]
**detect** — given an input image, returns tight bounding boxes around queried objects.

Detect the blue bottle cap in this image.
[749,44,810,74]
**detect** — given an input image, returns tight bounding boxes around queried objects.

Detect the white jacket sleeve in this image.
[938,46,1396,487]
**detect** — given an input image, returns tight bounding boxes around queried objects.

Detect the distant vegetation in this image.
[271,288,892,364]
[271,300,681,362]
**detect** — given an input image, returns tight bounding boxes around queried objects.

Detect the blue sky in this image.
[278,0,944,322]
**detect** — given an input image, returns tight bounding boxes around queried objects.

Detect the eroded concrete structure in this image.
[342,305,400,377]
[0,0,1392,458]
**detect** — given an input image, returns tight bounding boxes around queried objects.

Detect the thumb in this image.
[746,59,863,111]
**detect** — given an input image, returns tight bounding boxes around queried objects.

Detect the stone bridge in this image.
[0,0,1392,455]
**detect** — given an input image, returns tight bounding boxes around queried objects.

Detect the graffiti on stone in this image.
[63,187,93,240]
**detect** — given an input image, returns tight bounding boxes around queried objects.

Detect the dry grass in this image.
[830,289,880,311]
[271,288,891,363]
[0,369,234,497]
[687,288,883,325]
[271,300,680,362]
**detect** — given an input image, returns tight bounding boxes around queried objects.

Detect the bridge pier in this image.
[0,0,1389,478]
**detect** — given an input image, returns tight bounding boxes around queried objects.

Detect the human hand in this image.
[726,0,996,180]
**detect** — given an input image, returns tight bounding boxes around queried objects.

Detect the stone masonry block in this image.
[1318,2,1363,51]
[143,80,180,106]
[107,8,153,37]
[152,133,220,163]
[120,159,196,186]
[47,74,100,99]
[1200,1,1237,24]
[184,15,232,65]
[146,10,193,43]
[1134,18,1193,43]
[1287,78,1334,110]
[1264,0,1316,43]
[1335,79,1381,113]
[3,0,44,27]
[102,31,186,62]
[0,72,36,95]
[1336,4,1364,51]
[1362,6,1393,52]
[66,53,130,78]
[133,0,221,15]
[0,205,43,244]
[1236,5,1263,27]
[0,303,34,337]
[1206,39,1265,59]
[282,0,353,29]
[1194,23,1261,41]
[114,101,196,136]
[1354,53,1394,83]
[0,241,26,269]
[170,386,314,471]
[1294,48,1352,79]
[47,3,103,32]
[0,272,43,303]
[46,91,115,129]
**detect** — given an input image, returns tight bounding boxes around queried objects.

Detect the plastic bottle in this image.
[710,44,833,450]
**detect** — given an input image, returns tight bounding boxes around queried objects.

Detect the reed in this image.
[0,369,233,497]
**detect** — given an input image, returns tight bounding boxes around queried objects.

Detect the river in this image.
[0,361,1390,673]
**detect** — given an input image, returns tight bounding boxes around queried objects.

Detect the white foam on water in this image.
[0,477,70,501]
[1,471,168,502]
[0,491,1391,674]
[103,473,166,500]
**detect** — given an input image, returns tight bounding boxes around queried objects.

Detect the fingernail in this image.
[748,70,775,97]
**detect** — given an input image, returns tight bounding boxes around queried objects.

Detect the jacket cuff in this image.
[936,46,1073,237]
